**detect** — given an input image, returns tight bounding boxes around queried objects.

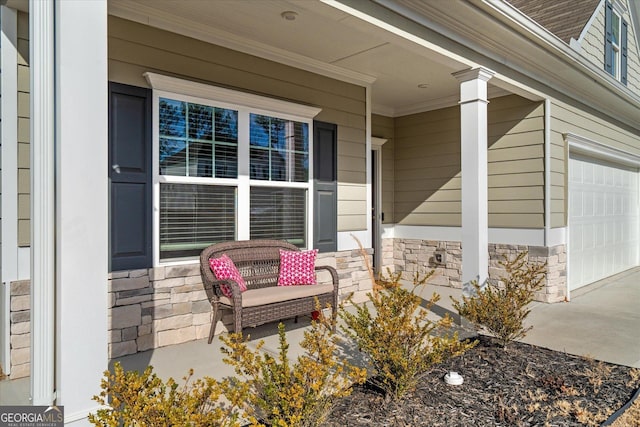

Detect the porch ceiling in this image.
[107,0,489,117]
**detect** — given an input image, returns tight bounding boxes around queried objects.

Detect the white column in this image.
[30,0,56,405]
[452,68,494,296]
[55,1,109,424]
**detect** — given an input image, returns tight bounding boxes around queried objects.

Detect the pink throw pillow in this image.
[278,249,318,286]
[209,254,247,297]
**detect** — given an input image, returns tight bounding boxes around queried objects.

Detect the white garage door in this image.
[569,154,639,290]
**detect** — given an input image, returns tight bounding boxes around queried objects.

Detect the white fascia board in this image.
[338,230,371,251]
[566,132,640,167]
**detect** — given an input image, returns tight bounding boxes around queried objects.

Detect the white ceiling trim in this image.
[108,0,376,87]
[144,72,322,119]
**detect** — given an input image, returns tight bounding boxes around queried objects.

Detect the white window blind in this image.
[250,187,307,247]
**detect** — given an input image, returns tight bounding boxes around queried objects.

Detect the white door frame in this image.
[371,137,387,272]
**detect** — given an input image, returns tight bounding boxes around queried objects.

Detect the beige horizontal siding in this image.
[551,98,640,228]
[17,11,30,247]
[372,114,395,224]
[108,16,367,232]
[394,95,545,228]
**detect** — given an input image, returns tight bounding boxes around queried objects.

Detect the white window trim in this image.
[146,73,321,266]
[612,8,622,80]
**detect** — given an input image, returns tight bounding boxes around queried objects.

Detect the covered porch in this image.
[1,0,572,423]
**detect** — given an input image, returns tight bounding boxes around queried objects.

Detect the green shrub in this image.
[89,362,245,427]
[340,265,476,401]
[220,304,367,427]
[451,251,546,348]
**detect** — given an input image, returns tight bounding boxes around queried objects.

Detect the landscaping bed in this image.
[326,335,640,427]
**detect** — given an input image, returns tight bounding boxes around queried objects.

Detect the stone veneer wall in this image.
[386,238,567,303]
[108,249,373,359]
[9,280,30,379]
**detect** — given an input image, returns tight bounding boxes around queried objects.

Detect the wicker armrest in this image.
[315,265,339,292]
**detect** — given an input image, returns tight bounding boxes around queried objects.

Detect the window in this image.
[148,73,321,263]
[605,1,628,84]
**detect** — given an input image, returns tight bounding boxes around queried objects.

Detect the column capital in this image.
[452,67,495,83]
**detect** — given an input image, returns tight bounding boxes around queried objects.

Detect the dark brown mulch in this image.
[325,335,640,427]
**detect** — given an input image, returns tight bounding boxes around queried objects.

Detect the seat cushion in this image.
[219,283,333,308]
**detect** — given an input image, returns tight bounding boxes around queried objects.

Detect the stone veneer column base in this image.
[7,280,31,379]
[105,249,374,359]
[384,238,567,303]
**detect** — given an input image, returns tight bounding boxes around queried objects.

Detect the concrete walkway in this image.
[523,267,640,368]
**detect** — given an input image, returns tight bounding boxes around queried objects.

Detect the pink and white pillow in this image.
[209,254,247,298]
[277,249,318,286]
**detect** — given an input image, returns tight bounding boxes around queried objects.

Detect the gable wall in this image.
[580,0,640,94]
[107,16,368,233]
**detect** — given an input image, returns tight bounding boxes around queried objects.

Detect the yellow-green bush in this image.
[340,268,476,401]
[89,362,245,427]
[451,251,546,348]
[221,306,366,427]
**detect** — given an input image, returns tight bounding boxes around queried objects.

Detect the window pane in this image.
[215,108,238,143]
[160,183,236,260]
[188,142,212,177]
[612,13,620,46]
[250,147,270,179]
[189,103,213,140]
[249,114,308,183]
[215,144,238,178]
[159,99,186,137]
[250,187,306,247]
[159,138,186,176]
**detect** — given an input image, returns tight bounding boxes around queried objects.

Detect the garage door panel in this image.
[569,154,638,291]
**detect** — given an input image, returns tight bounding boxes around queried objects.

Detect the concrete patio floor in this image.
[2,267,638,405]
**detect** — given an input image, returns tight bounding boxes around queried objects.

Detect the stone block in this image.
[11,347,30,365]
[192,312,210,326]
[122,326,138,341]
[10,310,30,323]
[527,246,549,257]
[190,290,207,301]
[153,277,185,289]
[110,276,150,293]
[173,302,193,315]
[173,283,203,293]
[9,363,30,379]
[118,287,154,299]
[157,326,196,347]
[10,333,30,349]
[138,324,152,336]
[129,269,149,278]
[137,334,156,352]
[110,271,130,279]
[192,300,211,314]
[116,295,153,306]
[165,264,200,279]
[142,315,152,325]
[110,305,142,329]
[195,324,210,340]
[11,322,30,335]
[11,295,30,311]
[171,292,191,304]
[110,340,137,358]
[10,280,30,296]
[149,267,166,281]
[110,329,122,343]
[154,313,193,331]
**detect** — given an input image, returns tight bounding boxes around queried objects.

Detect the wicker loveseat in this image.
[199,239,339,343]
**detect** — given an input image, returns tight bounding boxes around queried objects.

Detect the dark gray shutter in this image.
[621,19,628,85]
[605,1,613,75]
[109,82,152,271]
[313,121,337,253]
